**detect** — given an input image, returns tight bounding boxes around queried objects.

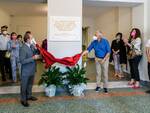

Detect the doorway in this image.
[82,0,145,85]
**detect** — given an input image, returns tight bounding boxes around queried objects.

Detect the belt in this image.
[95,56,104,59]
[95,57,104,62]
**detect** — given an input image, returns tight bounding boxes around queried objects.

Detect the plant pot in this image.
[45,85,56,97]
[69,83,86,96]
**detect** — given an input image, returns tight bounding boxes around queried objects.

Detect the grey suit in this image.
[19,43,36,101]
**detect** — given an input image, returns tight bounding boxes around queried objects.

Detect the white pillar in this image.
[131,0,150,81]
[47,0,82,71]
[142,0,150,81]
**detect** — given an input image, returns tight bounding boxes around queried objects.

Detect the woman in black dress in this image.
[110,32,127,78]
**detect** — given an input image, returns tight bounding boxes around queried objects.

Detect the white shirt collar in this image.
[25,43,30,48]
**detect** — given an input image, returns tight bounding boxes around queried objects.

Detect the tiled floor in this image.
[0,88,150,113]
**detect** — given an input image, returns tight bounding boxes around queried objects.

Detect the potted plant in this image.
[38,66,63,97]
[65,64,89,96]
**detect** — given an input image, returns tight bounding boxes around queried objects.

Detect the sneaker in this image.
[95,87,101,92]
[103,88,108,94]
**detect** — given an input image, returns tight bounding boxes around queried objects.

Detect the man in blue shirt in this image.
[82,31,111,93]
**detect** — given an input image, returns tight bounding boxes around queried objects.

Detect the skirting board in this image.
[0,81,131,94]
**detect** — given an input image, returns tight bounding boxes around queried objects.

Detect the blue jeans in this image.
[113,54,122,73]
[10,56,21,81]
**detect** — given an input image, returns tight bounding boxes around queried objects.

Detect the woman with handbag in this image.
[7,32,20,83]
[123,28,142,88]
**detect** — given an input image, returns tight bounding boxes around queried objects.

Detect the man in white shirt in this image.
[146,39,150,94]
[0,25,11,81]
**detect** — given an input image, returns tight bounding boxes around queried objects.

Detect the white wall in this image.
[83,7,132,44]
[90,0,144,3]
[132,5,144,30]
[118,7,132,37]
[10,16,47,44]
[147,0,150,37]
[83,17,96,58]
[83,7,132,58]
[95,7,118,43]
[48,0,82,71]
[83,17,95,44]
[0,8,11,32]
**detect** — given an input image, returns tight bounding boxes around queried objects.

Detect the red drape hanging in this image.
[36,44,82,68]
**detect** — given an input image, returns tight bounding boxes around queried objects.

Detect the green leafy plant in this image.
[38,66,63,87]
[66,64,89,85]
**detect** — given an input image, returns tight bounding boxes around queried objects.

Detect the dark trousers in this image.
[20,75,34,101]
[148,63,150,80]
[5,58,12,79]
[0,50,12,81]
[129,55,142,81]
[0,50,6,81]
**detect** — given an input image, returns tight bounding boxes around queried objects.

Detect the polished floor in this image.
[0,88,150,113]
[0,60,149,113]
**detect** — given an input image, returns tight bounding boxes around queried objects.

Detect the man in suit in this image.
[20,33,40,107]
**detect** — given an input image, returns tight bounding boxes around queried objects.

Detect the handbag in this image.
[5,51,11,58]
[127,49,142,59]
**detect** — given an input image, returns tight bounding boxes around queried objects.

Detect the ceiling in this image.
[83,6,114,17]
[0,1,47,16]
[83,0,144,7]
[0,0,144,16]
[83,0,143,17]
[0,0,47,3]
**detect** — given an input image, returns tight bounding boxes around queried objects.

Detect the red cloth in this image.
[36,44,82,68]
